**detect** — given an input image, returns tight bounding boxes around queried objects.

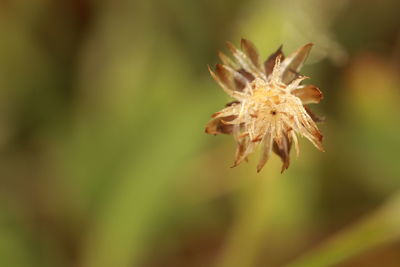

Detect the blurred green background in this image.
[1,0,400,266]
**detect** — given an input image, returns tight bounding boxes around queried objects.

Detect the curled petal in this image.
[293,85,323,104]
[281,43,313,84]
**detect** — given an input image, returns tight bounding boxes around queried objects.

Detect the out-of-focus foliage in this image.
[0,0,400,266]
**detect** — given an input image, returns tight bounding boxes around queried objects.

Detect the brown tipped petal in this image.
[211,104,240,119]
[208,66,246,100]
[218,51,239,69]
[225,100,241,107]
[272,135,292,173]
[220,65,250,91]
[292,85,323,104]
[241,38,260,68]
[303,130,324,152]
[304,106,325,123]
[233,139,255,167]
[257,133,273,172]
[233,68,255,92]
[205,115,237,135]
[264,45,284,77]
[232,138,248,167]
[215,64,234,91]
[226,41,262,78]
[237,68,255,82]
[281,43,313,84]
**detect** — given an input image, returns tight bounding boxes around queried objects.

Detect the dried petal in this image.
[233,139,256,167]
[281,43,313,84]
[257,133,273,172]
[226,42,264,79]
[233,137,248,167]
[208,65,246,100]
[237,68,255,82]
[226,100,241,107]
[218,51,239,69]
[292,85,323,104]
[215,64,234,91]
[264,45,284,77]
[286,75,309,92]
[205,115,237,135]
[219,64,249,91]
[304,106,325,123]
[241,38,260,68]
[211,103,240,118]
[272,134,292,173]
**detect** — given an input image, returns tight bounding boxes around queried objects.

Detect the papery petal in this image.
[269,55,284,83]
[281,43,313,84]
[264,45,284,77]
[205,115,237,135]
[208,65,247,100]
[301,123,324,152]
[237,68,255,82]
[272,134,292,173]
[290,130,300,158]
[211,103,240,118]
[215,64,235,91]
[257,133,273,172]
[218,51,239,69]
[287,75,309,92]
[304,106,325,122]
[233,140,256,167]
[226,42,265,79]
[225,100,241,107]
[292,85,323,104]
[218,64,250,92]
[234,68,255,91]
[232,136,248,167]
[241,38,260,68]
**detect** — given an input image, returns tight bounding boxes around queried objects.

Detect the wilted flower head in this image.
[205,39,324,172]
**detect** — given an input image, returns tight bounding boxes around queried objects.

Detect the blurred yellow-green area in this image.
[1,0,400,266]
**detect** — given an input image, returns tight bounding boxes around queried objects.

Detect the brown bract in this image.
[205,39,324,172]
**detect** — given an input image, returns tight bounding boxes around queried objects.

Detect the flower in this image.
[205,39,324,172]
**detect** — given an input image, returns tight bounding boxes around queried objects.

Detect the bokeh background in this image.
[1,0,400,266]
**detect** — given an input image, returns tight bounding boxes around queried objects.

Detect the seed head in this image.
[205,39,324,172]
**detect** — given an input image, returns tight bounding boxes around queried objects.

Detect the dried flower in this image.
[205,39,324,172]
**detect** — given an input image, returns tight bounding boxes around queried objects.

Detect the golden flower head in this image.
[205,39,324,172]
